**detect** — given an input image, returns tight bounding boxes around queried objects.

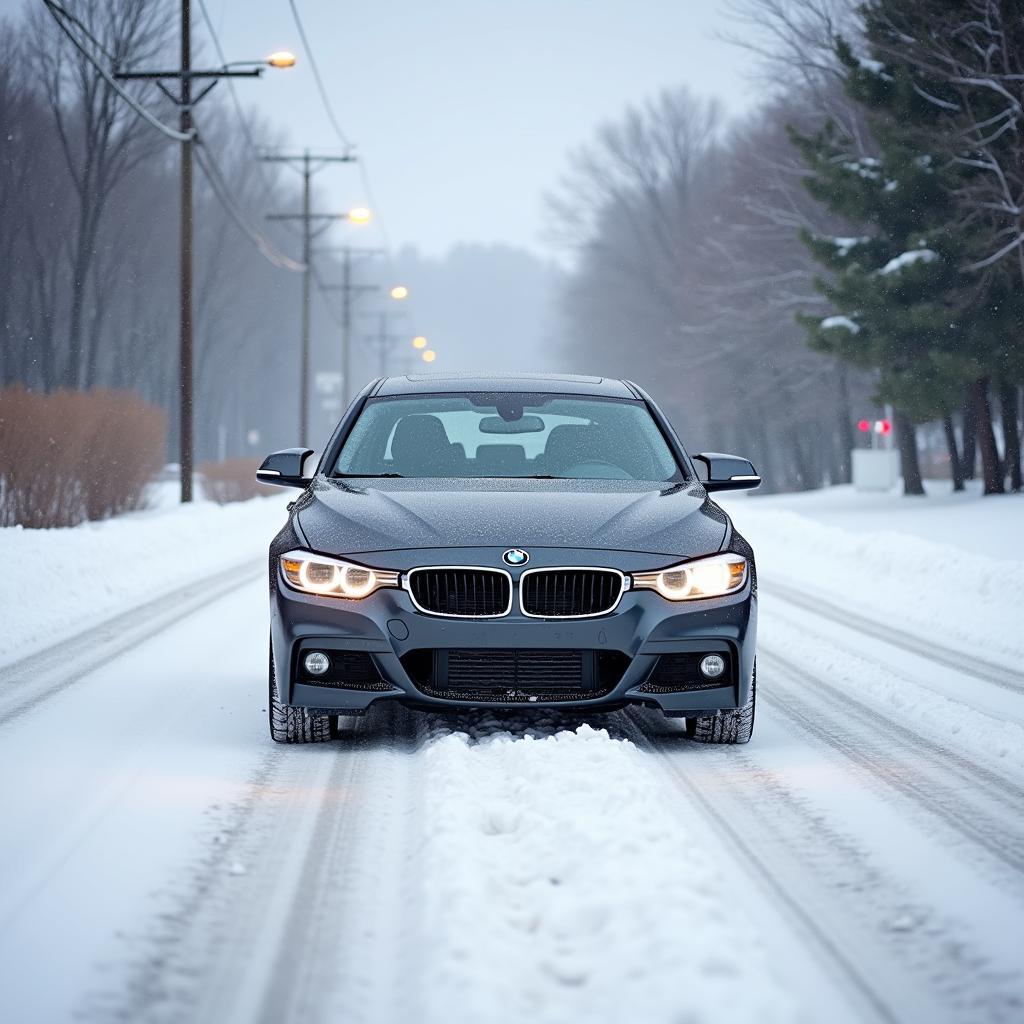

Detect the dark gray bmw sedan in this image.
[258,373,761,744]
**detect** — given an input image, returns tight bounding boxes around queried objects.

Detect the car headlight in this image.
[632,553,747,601]
[279,550,398,599]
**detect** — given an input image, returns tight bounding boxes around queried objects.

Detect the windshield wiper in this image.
[333,472,405,478]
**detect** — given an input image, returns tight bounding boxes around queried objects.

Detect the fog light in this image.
[304,651,330,676]
[699,654,726,679]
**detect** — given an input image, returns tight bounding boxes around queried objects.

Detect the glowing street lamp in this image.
[346,207,372,225]
[422,349,437,363]
[389,285,409,300]
[412,335,427,349]
[266,51,297,68]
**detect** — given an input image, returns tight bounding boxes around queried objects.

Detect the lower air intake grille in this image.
[448,648,585,689]
[521,569,623,617]
[402,648,631,703]
[408,568,510,617]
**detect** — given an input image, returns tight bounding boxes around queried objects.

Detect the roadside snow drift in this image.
[723,497,1024,667]
[0,493,288,666]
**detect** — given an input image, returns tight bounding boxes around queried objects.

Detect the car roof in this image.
[374,372,638,399]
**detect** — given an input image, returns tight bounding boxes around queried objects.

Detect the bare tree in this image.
[547,84,874,491]
[25,0,173,388]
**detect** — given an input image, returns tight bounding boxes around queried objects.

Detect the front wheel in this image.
[686,661,756,745]
[269,643,336,744]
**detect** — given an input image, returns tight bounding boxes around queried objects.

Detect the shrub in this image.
[199,458,276,504]
[0,386,165,528]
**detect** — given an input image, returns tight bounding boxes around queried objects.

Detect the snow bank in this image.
[0,494,289,666]
[726,501,1024,665]
[416,720,797,1024]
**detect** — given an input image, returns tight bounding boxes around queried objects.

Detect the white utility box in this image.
[852,448,900,491]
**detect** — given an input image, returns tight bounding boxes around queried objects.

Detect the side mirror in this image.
[692,452,761,492]
[256,447,316,489]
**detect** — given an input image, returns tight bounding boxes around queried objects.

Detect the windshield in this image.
[333,393,682,481]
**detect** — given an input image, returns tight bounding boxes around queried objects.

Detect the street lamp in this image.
[346,207,372,224]
[422,349,437,363]
[412,335,427,349]
[389,285,409,300]
[266,51,297,68]
[114,12,296,505]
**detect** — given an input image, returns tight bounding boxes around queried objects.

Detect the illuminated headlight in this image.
[279,550,398,599]
[632,553,748,601]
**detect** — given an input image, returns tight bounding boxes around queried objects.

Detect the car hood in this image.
[295,477,728,558]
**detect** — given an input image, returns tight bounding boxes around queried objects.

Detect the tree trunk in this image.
[998,379,1022,492]
[893,408,925,495]
[961,388,977,479]
[969,377,1005,495]
[942,414,965,492]
[834,362,854,484]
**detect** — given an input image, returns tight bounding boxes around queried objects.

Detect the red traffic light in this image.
[876,419,892,435]
[858,419,871,433]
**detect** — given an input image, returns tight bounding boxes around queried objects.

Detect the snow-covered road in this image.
[1,488,1023,1023]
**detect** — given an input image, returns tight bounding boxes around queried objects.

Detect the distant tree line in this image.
[549,0,1023,495]
[0,0,356,466]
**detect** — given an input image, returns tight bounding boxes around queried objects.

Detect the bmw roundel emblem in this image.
[502,548,529,566]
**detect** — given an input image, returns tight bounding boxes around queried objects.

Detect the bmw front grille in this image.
[519,567,625,618]
[405,566,513,617]
[403,565,626,618]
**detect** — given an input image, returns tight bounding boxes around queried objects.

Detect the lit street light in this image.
[412,335,427,349]
[346,206,372,224]
[114,9,295,504]
[422,349,437,363]
[389,285,409,300]
[266,51,297,68]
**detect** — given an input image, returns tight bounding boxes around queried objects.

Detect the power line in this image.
[196,0,267,164]
[42,0,115,61]
[286,0,354,149]
[281,0,414,333]
[41,0,192,142]
[193,138,306,272]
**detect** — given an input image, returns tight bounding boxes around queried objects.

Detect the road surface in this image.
[0,573,1022,1024]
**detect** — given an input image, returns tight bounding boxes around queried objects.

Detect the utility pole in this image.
[263,151,355,444]
[359,310,408,377]
[317,246,383,404]
[115,3,289,503]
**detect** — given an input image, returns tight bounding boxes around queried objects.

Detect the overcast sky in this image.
[9,0,763,259]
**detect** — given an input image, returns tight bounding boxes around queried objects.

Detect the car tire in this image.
[685,661,756,745]
[269,643,336,744]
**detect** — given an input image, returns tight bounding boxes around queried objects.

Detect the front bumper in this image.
[270,546,756,716]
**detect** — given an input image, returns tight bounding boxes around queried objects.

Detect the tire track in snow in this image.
[0,560,262,727]
[768,580,1024,695]
[760,650,1024,878]
[85,704,421,1024]
[624,707,1024,1024]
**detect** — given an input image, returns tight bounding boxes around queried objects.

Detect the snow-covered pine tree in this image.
[789,32,987,495]
[823,0,1024,494]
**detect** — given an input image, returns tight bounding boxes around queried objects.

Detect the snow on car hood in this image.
[295,477,728,557]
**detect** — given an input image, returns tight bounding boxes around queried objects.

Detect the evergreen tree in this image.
[792,9,1017,494]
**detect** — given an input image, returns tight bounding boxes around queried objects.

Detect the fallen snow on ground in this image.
[417,718,798,1024]
[0,493,289,666]
[762,610,1024,771]
[720,482,1024,664]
